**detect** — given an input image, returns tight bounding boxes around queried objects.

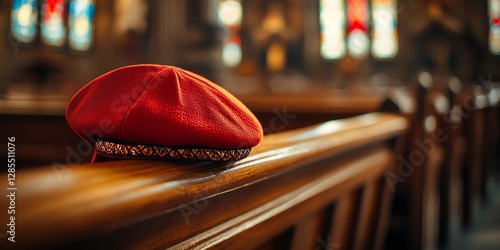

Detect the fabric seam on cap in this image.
[118,68,163,139]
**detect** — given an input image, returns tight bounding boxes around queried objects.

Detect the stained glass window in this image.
[218,0,242,27]
[41,0,67,46]
[346,0,369,58]
[218,0,243,67]
[11,0,95,51]
[11,0,38,43]
[372,0,398,58]
[320,0,398,60]
[489,0,500,55]
[68,0,94,51]
[222,36,242,68]
[319,0,346,59]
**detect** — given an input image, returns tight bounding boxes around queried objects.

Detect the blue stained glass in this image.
[41,0,67,46]
[11,0,38,43]
[68,0,94,51]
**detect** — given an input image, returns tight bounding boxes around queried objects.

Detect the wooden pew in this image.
[385,73,445,250]
[457,83,500,227]
[458,85,489,227]
[482,83,500,196]
[415,78,500,248]
[410,75,447,250]
[385,77,499,249]
[436,77,467,246]
[0,112,407,249]
[0,85,89,168]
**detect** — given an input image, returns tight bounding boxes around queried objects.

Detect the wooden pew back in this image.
[0,113,407,249]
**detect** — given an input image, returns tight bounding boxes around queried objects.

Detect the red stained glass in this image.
[494,18,499,26]
[347,0,369,33]
[43,0,66,22]
[41,0,67,46]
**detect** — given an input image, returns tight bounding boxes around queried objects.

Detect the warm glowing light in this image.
[41,0,67,46]
[69,0,95,51]
[319,0,346,59]
[266,41,286,72]
[75,17,89,36]
[218,0,243,67]
[218,0,242,27]
[17,4,33,26]
[263,10,286,32]
[11,0,38,43]
[222,39,242,67]
[489,0,500,54]
[372,0,398,58]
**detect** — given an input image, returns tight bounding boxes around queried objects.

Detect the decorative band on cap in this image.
[95,139,251,161]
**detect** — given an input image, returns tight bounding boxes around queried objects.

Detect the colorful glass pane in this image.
[372,0,398,58]
[346,0,369,58]
[218,0,242,67]
[489,0,500,54]
[11,0,38,43]
[319,0,346,59]
[69,0,94,51]
[222,36,242,68]
[218,0,242,27]
[41,0,67,46]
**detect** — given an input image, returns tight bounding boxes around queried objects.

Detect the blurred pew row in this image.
[241,74,500,249]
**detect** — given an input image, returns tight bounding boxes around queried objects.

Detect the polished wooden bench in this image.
[0,113,407,249]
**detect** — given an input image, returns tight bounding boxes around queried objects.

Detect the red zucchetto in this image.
[66,64,263,162]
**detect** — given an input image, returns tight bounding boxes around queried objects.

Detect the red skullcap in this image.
[66,64,263,162]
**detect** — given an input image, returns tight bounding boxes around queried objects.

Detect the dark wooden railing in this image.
[0,112,407,249]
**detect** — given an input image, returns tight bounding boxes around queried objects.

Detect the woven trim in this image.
[95,139,251,161]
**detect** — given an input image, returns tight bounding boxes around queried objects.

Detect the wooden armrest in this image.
[0,112,407,248]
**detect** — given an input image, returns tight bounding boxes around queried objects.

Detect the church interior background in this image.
[1,0,499,93]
